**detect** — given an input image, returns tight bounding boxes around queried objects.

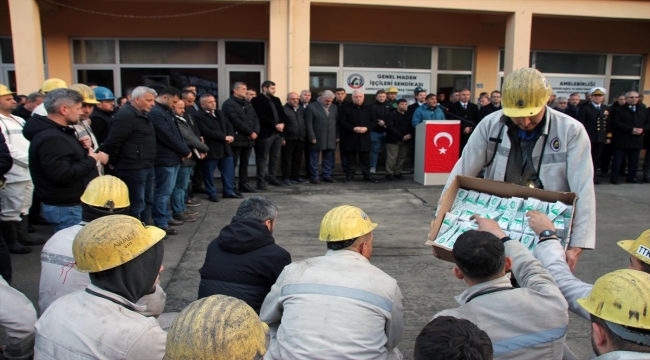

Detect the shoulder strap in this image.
[484,119,507,168]
[466,287,514,303]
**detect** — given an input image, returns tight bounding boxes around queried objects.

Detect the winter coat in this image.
[198,216,291,313]
[339,104,378,152]
[610,104,650,150]
[99,104,157,171]
[371,101,391,133]
[412,104,445,128]
[35,284,167,360]
[195,110,234,160]
[305,102,338,151]
[0,277,37,360]
[23,115,98,206]
[407,101,424,116]
[282,104,306,141]
[175,115,209,167]
[148,102,190,167]
[0,133,11,176]
[0,113,30,182]
[565,105,580,120]
[11,104,32,120]
[478,103,502,121]
[260,250,404,360]
[434,241,569,360]
[89,107,113,145]
[441,107,596,249]
[450,101,479,137]
[222,96,260,147]
[578,103,610,144]
[39,223,167,315]
[251,93,287,139]
[385,111,413,144]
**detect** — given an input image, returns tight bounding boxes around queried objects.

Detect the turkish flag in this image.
[424,121,461,173]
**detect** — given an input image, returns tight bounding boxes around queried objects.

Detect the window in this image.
[309,72,337,97]
[344,44,431,69]
[310,43,339,67]
[611,55,642,76]
[73,40,115,64]
[1,38,14,64]
[534,52,606,75]
[77,70,114,91]
[499,49,504,72]
[120,68,219,97]
[120,40,218,64]
[225,41,264,65]
[437,74,472,95]
[438,48,473,71]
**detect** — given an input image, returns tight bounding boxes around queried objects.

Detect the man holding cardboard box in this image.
[440,68,595,271]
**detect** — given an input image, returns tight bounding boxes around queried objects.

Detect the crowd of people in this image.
[0,67,649,360]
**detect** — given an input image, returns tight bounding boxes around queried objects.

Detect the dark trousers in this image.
[0,234,11,283]
[114,168,154,224]
[281,139,304,180]
[591,142,605,175]
[232,145,253,186]
[600,143,613,174]
[340,144,349,174]
[309,149,335,179]
[611,148,640,181]
[191,159,204,191]
[303,143,312,178]
[203,157,236,197]
[255,133,282,182]
[346,151,371,177]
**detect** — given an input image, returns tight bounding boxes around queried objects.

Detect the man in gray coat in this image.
[305,90,338,184]
[171,100,208,222]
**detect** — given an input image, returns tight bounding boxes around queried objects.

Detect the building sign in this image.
[545,76,605,99]
[343,70,431,97]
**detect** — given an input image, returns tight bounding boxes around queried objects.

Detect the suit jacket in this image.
[251,93,287,139]
[305,102,338,151]
[450,102,479,130]
[478,103,502,122]
[407,102,424,116]
[610,104,650,150]
[577,103,609,143]
[339,104,377,152]
[195,109,234,159]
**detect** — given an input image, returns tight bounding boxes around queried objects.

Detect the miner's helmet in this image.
[319,205,378,242]
[617,229,650,266]
[40,78,68,94]
[501,68,552,118]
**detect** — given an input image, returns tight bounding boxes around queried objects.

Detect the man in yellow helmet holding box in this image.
[260,205,404,359]
[439,68,595,271]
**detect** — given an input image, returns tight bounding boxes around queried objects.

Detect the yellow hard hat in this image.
[80,175,130,210]
[501,68,552,118]
[319,205,378,242]
[69,83,100,105]
[577,269,650,330]
[165,295,269,360]
[387,87,398,94]
[618,229,650,266]
[72,215,165,273]
[40,78,68,94]
[0,84,15,97]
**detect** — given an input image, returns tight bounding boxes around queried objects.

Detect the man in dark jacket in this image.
[565,93,581,119]
[181,90,205,198]
[171,100,208,223]
[407,87,427,116]
[333,88,349,176]
[99,86,157,224]
[305,91,339,184]
[195,94,241,202]
[23,89,100,232]
[148,87,191,235]
[222,82,260,194]
[198,196,291,313]
[339,90,379,183]
[370,90,390,174]
[577,87,610,184]
[610,91,650,184]
[385,99,413,180]
[450,88,479,152]
[89,86,115,145]
[281,92,308,186]
[478,90,502,121]
[251,80,287,190]
[12,92,43,120]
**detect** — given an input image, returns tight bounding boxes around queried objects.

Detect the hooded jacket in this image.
[23,115,98,206]
[198,216,291,313]
[35,242,166,360]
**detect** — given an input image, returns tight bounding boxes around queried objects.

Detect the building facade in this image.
[1,0,649,105]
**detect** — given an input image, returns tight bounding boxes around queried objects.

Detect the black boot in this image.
[0,221,31,254]
[18,215,46,246]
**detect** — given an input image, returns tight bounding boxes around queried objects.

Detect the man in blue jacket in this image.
[148,87,191,235]
[412,94,446,128]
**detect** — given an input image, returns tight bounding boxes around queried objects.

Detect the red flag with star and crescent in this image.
[424,121,461,173]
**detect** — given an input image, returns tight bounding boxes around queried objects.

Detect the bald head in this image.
[287,92,300,108]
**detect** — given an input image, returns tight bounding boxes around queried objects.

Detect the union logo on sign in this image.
[347,74,365,89]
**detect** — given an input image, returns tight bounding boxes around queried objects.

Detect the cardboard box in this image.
[428,175,577,263]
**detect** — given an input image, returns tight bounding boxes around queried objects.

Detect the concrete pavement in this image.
[3,175,649,359]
